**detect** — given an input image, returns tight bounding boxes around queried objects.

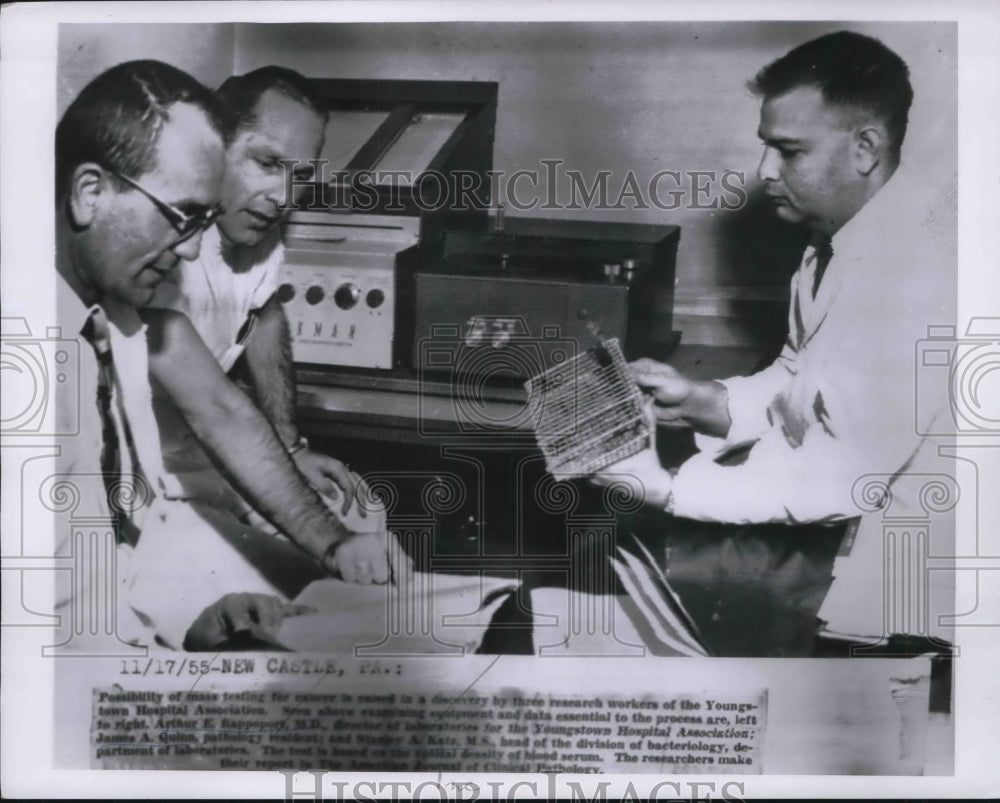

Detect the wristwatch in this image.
[287,435,310,456]
[663,467,679,515]
[663,489,676,516]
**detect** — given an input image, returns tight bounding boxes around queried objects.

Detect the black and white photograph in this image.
[1,1,998,798]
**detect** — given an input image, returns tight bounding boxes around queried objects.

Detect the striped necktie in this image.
[81,310,147,546]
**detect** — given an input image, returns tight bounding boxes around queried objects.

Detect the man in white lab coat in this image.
[591,31,956,656]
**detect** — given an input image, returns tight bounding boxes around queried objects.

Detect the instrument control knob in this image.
[334,282,361,310]
[366,288,386,308]
[277,283,296,303]
[305,285,324,305]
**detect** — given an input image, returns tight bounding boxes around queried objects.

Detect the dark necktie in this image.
[81,311,146,546]
[809,234,834,298]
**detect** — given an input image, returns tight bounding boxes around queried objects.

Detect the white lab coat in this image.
[670,168,957,641]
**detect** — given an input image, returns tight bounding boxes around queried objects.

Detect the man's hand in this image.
[183,593,312,651]
[292,449,365,517]
[588,396,673,507]
[589,444,674,508]
[143,309,364,562]
[630,357,732,437]
[322,532,393,585]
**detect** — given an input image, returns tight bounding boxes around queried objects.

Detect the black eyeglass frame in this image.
[104,166,224,238]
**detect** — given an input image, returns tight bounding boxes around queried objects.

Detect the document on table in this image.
[279,569,518,655]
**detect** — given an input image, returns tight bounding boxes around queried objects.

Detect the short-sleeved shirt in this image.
[148,225,284,482]
[150,224,284,372]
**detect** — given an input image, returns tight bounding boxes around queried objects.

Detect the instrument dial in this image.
[334,282,362,310]
[305,285,325,305]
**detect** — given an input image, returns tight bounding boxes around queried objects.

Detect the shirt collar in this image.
[56,270,99,336]
[829,164,920,258]
[56,270,145,339]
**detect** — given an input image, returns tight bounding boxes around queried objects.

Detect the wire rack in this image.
[525,338,651,480]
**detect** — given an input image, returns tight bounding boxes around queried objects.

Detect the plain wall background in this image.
[58,23,236,117]
[57,21,956,345]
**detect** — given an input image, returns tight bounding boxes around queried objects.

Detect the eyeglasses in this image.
[105,167,224,238]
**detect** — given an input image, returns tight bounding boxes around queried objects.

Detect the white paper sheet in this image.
[280,570,518,655]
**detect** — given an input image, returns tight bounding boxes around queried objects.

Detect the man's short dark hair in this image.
[215,66,328,142]
[749,30,913,160]
[56,60,224,201]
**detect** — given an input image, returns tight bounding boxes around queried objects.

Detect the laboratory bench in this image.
[295,344,763,572]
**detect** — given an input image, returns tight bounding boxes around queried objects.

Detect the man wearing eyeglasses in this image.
[53,60,325,651]
[141,66,393,588]
[100,168,226,250]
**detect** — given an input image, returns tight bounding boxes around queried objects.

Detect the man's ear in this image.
[66,163,107,228]
[854,123,886,176]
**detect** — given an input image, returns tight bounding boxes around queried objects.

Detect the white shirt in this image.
[148,225,284,489]
[669,168,957,640]
[55,274,280,650]
[150,224,284,372]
